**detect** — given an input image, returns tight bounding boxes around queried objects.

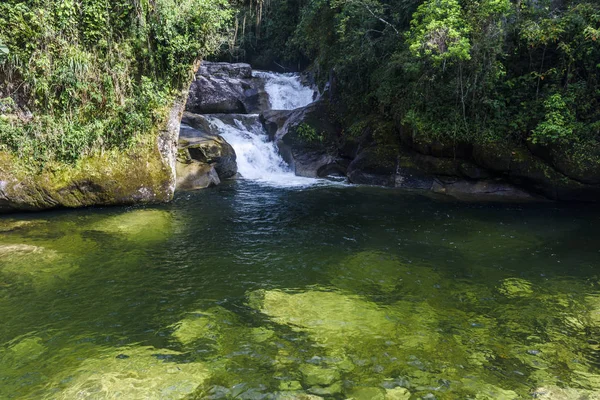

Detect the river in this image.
[1,70,600,399]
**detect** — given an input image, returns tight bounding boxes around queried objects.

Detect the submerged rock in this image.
[89,209,172,244]
[0,243,76,288]
[0,219,46,233]
[347,386,386,400]
[47,346,210,400]
[497,278,534,299]
[0,335,47,367]
[170,307,238,347]
[248,289,399,347]
[384,387,411,400]
[532,385,600,400]
[331,251,441,296]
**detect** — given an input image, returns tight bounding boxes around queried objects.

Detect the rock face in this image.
[185,62,269,115]
[175,113,238,190]
[272,100,343,178]
[0,93,187,213]
[180,114,237,179]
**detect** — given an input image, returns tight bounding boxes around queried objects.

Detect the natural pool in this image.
[1,181,600,399]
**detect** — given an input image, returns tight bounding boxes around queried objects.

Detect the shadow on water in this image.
[1,180,600,399]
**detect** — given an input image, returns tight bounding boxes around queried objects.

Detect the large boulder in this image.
[272,100,342,177]
[431,179,537,202]
[0,94,185,212]
[185,62,269,115]
[176,160,220,190]
[473,142,600,201]
[178,114,237,182]
[347,147,397,187]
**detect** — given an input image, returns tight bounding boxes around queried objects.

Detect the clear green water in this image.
[1,182,600,399]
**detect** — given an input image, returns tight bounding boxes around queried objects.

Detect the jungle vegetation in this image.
[1,0,599,167]
[0,0,231,166]
[228,0,600,157]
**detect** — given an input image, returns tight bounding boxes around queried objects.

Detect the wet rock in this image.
[473,142,600,201]
[180,114,238,180]
[260,110,293,141]
[186,61,269,114]
[274,99,341,178]
[431,179,537,202]
[199,62,253,79]
[348,147,397,187]
[176,161,220,190]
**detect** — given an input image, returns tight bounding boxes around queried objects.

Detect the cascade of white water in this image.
[198,71,323,187]
[253,71,317,110]
[202,115,314,187]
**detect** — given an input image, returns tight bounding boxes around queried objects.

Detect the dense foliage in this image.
[0,0,231,166]
[232,0,600,153]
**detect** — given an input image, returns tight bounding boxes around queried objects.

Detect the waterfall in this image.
[199,71,320,187]
[201,115,315,186]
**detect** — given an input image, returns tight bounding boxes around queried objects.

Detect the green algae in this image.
[45,345,210,400]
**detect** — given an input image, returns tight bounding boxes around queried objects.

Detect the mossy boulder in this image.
[347,147,398,187]
[472,142,600,201]
[0,97,183,212]
[273,99,342,177]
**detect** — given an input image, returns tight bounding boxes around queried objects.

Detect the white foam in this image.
[203,115,319,188]
[253,71,317,110]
